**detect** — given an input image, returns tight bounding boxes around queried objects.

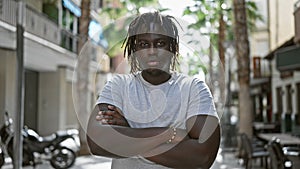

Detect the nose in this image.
[147,43,157,55]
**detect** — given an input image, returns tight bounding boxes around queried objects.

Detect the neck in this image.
[141,70,171,85]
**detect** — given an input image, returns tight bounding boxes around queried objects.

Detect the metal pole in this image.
[14,0,25,168]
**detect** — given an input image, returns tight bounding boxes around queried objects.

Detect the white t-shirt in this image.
[96,71,218,169]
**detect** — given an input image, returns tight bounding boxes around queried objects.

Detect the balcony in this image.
[295,0,300,43]
[276,45,300,71]
[0,0,78,53]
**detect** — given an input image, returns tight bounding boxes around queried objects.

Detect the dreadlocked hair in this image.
[122,12,180,73]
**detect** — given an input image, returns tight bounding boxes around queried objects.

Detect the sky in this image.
[158,0,196,23]
[158,0,209,81]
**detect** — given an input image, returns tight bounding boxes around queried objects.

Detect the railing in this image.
[0,0,78,53]
[0,0,17,25]
[25,5,61,45]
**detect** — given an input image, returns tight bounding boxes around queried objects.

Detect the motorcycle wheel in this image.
[50,147,76,169]
[0,149,4,168]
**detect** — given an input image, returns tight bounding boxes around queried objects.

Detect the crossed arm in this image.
[86,103,220,169]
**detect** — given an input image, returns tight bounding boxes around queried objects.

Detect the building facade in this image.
[250,0,300,134]
[0,0,108,135]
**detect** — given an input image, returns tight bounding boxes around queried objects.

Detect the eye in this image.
[156,40,166,47]
[138,41,149,48]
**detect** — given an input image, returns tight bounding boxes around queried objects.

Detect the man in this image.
[86,12,220,169]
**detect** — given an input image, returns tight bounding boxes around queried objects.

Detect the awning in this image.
[89,20,108,49]
[264,37,294,60]
[62,0,81,17]
[276,45,300,71]
[62,0,108,48]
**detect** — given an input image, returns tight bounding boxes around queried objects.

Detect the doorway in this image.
[24,70,39,130]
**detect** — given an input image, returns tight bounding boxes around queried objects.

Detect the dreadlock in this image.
[122,12,180,73]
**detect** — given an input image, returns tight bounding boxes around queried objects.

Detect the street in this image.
[1,148,265,169]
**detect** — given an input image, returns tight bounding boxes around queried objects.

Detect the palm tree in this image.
[77,0,91,155]
[183,0,232,111]
[233,0,252,137]
[184,0,262,138]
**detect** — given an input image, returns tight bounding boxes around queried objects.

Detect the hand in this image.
[96,105,130,127]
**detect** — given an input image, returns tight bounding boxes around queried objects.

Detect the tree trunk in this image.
[208,39,214,95]
[218,12,225,72]
[77,0,91,155]
[233,0,253,137]
[218,11,226,105]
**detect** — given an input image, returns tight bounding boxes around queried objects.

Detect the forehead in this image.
[136,33,170,41]
[135,22,172,38]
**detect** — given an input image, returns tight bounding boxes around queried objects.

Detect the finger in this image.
[100,119,108,124]
[102,110,123,118]
[110,120,125,126]
[108,105,123,115]
[96,115,103,121]
[96,113,113,122]
[107,105,116,110]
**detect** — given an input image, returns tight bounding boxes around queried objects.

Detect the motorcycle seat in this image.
[40,133,57,142]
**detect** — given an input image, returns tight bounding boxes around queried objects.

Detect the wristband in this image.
[166,127,177,144]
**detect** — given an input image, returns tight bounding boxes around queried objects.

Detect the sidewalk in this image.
[1,156,112,169]
[2,148,266,169]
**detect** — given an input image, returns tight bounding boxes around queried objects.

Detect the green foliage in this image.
[101,4,128,20]
[42,4,58,23]
[102,18,131,56]
[183,0,263,73]
[186,51,208,76]
[184,0,263,39]
[100,0,160,57]
[101,0,159,19]
[42,0,57,5]
[246,1,264,32]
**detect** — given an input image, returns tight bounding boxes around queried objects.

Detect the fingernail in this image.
[99,111,102,115]
[101,119,106,123]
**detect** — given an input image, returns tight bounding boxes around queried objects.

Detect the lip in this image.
[147,61,159,66]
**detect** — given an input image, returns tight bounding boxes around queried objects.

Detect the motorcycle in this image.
[0,112,81,169]
[0,112,14,168]
[0,147,4,168]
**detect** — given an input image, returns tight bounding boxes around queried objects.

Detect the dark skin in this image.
[88,104,220,168]
[86,32,220,168]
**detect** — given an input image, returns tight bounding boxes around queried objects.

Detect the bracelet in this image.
[166,127,177,144]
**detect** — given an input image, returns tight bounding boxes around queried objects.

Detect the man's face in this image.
[134,33,173,74]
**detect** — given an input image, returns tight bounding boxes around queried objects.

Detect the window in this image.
[297,83,300,124]
[276,87,283,120]
[286,85,293,114]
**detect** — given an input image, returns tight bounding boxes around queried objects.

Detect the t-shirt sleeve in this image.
[186,78,219,120]
[95,74,123,110]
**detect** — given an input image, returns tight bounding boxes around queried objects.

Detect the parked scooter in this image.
[0,112,80,169]
[0,112,14,168]
[0,147,4,168]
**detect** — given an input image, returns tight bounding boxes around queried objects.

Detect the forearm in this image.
[144,125,221,169]
[87,123,185,158]
[145,139,210,168]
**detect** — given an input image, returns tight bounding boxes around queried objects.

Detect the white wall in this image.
[0,49,17,122]
[38,71,60,135]
[269,0,296,50]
